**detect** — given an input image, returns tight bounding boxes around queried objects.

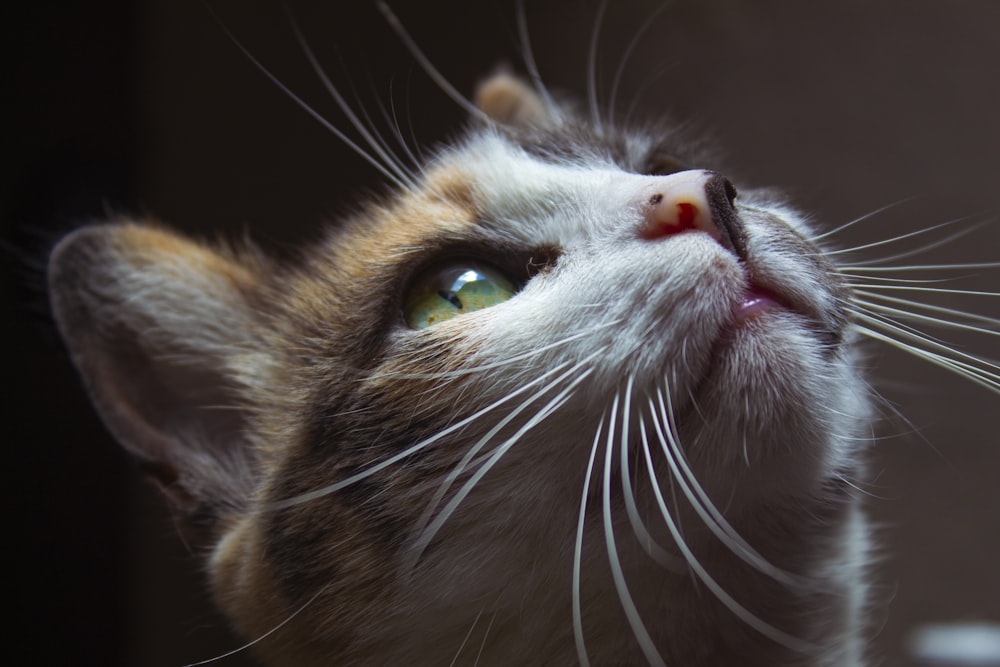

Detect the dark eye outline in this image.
[644,154,687,176]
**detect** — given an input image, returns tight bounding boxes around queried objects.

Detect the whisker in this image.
[607,3,668,128]
[808,198,915,243]
[602,390,667,667]
[288,15,419,189]
[840,219,986,267]
[851,310,1000,375]
[848,283,1000,298]
[741,396,751,467]
[839,273,954,285]
[380,76,426,176]
[847,301,950,347]
[835,473,892,501]
[349,71,423,183]
[630,418,687,571]
[414,354,602,542]
[473,612,497,667]
[853,326,1000,394]
[573,408,606,667]
[184,584,328,666]
[816,217,970,258]
[515,0,558,114]
[851,315,1000,392]
[840,261,1000,273]
[265,360,577,510]
[651,388,806,588]
[449,607,485,667]
[376,2,492,123]
[853,290,1000,329]
[409,363,595,566]
[207,8,408,190]
[587,0,609,134]
[376,319,622,381]
[639,398,815,653]
[622,61,677,127]
[621,376,687,570]
[853,296,1000,338]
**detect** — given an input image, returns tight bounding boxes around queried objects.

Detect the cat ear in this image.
[48,223,273,525]
[474,71,554,128]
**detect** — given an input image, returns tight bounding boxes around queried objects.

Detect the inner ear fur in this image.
[48,223,274,525]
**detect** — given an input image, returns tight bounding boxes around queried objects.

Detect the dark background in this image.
[5,1,998,665]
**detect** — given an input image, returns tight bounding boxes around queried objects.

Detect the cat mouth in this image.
[732,285,786,322]
[729,270,845,352]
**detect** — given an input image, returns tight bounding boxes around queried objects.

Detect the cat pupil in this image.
[438,289,463,309]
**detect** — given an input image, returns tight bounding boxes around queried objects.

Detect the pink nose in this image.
[638,170,740,254]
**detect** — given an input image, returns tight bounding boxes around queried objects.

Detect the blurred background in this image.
[4,0,998,665]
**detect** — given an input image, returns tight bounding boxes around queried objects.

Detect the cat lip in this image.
[734,274,843,348]
[734,285,780,317]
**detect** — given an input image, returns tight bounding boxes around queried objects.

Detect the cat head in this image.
[49,72,868,665]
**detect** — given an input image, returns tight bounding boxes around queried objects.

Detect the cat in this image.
[46,9,998,667]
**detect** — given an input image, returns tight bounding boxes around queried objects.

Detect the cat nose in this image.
[638,170,744,257]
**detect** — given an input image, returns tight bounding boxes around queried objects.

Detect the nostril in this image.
[704,174,745,258]
[723,179,737,209]
[706,175,737,213]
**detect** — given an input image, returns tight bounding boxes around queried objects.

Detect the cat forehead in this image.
[417,131,814,247]
[421,132,655,246]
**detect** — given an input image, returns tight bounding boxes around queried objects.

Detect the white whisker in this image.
[207,8,409,190]
[288,16,419,189]
[376,319,622,381]
[266,360,577,510]
[607,3,668,128]
[415,354,602,542]
[602,390,667,667]
[848,301,954,345]
[587,0,608,134]
[851,310,1000,377]
[853,295,1000,338]
[473,612,497,667]
[184,585,328,666]
[852,321,1000,394]
[381,76,426,173]
[650,389,806,588]
[640,397,815,653]
[809,198,915,242]
[835,473,891,501]
[621,376,686,570]
[573,409,606,667]
[840,273,953,285]
[840,261,1000,273]
[849,283,1000,298]
[631,418,687,571]
[409,363,595,566]
[449,607,485,667]
[515,0,558,113]
[840,219,986,267]
[816,217,970,258]
[622,61,677,128]
[376,2,492,124]
[853,290,1000,329]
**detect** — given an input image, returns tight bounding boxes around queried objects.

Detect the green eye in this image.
[404,262,517,329]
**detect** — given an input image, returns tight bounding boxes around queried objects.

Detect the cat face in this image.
[49,74,871,665]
